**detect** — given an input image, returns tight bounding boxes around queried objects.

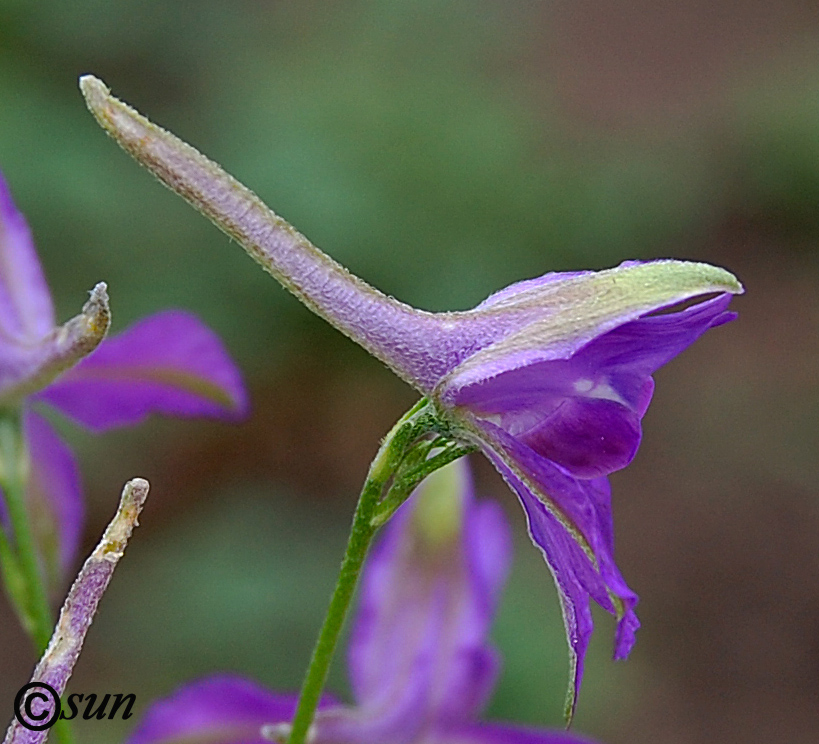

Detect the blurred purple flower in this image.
[0,172,247,580]
[125,460,597,744]
[82,77,743,714]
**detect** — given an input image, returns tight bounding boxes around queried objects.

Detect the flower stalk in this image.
[286,400,472,744]
[286,464,381,744]
[0,411,53,651]
[0,412,75,744]
[0,508,29,634]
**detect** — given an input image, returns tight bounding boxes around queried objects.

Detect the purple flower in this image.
[0,172,247,580]
[125,460,598,744]
[81,76,744,712]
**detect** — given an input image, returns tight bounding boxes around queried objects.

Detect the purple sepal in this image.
[473,270,594,312]
[475,422,638,715]
[0,173,55,350]
[37,310,248,432]
[127,675,303,744]
[23,410,84,578]
[448,293,736,480]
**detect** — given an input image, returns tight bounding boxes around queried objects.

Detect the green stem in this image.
[0,412,53,650]
[0,413,75,744]
[285,472,381,744]
[371,442,477,528]
[50,716,75,744]
[286,400,434,744]
[0,525,34,636]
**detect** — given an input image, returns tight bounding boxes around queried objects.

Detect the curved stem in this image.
[0,412,75,744]
[286,399,433,744]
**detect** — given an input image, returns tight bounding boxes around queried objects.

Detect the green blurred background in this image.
[1,1,818,742]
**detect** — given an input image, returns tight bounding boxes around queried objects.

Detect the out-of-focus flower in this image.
[125,460,597,744]
[80,76,743,713]
[0,172,247,581]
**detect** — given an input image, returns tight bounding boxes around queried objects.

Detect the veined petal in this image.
[470,420,638,719]
[441,267,742,395]
[23,410,83,581]
[563,291,736,416]
[126,675,299,744]
[0,172,55,349]
[345,461,511,736]
[445,293,736,478]
[37,310,247,432]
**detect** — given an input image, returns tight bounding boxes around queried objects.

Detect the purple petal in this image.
[127,675,299,744]
[0,172,55,349]
[316,671,447,744]
[345,460,512,736]
[0,173,62,397]
[0,489,8,531]
[316,708,600,744]
[516,398,641,479]
[37,310,248,431]
[473,421,638,717]
[432,721,602,744]
[23,410,83,578]
[439,496,512,724]
[570,292,736,415]
[447,293,735,479]
[442,287,738,399]
[454,362,643,478]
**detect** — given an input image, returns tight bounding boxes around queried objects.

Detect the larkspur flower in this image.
[124,460,597,744]
[80,76,743,713]
[0,172,247,582]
